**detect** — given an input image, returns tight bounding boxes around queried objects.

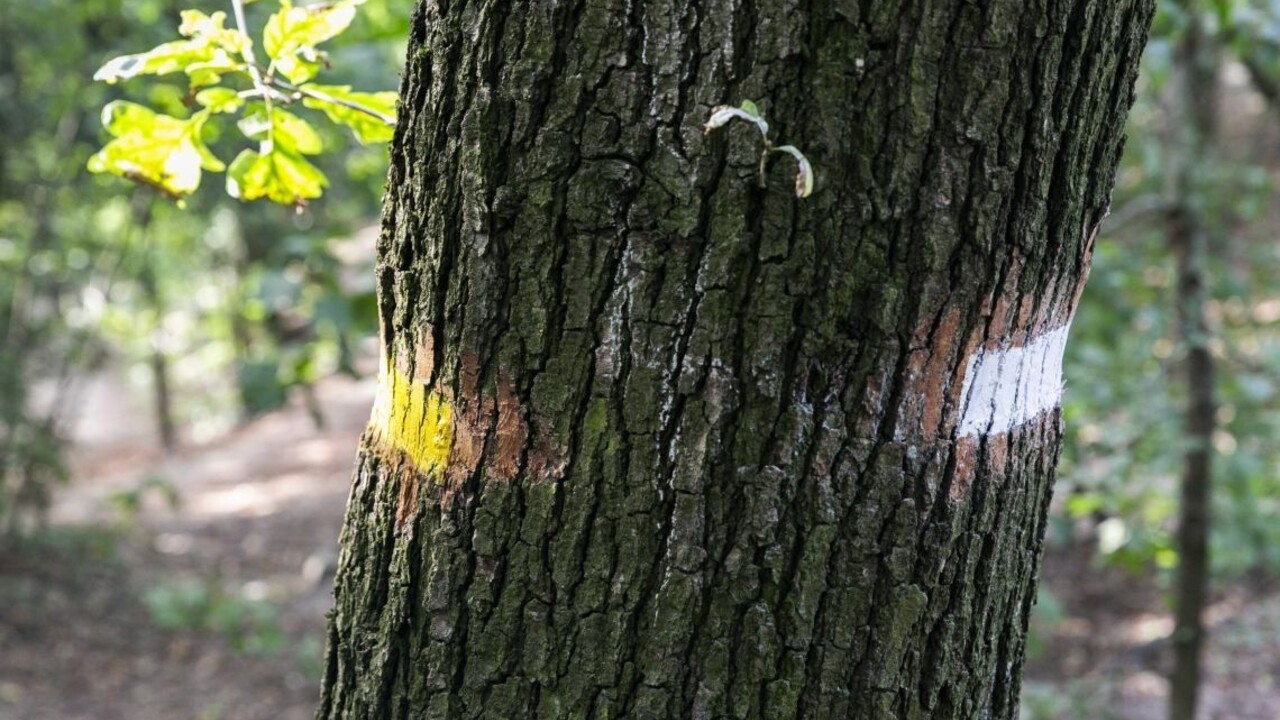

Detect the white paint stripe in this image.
[957,325,1070,437]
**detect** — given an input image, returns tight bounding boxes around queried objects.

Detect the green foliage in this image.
[93,10,247,86]
[1024,587,1066,662]
[0,0,133,533]
[1,0,406,529]
[107,475,182,527]
[88,1,397,209]
[263,0,361,82]
[302,84,396,143]
[88,100,224,200]
[1056,0,1280,578]
[227,105,328,203]
[3,525,122,570]
[144,578,284,653]
[294,633,326,681]
[1020,681,1122,720]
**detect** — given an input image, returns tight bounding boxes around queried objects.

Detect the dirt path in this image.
[1,373,374,720]
[1024,541,1280,720]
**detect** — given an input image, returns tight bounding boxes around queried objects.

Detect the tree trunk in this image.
[1168,12,1217,720]
[133,196,178,452]
[319,1,1154,718]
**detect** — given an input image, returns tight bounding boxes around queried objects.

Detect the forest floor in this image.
[0,371,374,720]
[1,370,1278,719]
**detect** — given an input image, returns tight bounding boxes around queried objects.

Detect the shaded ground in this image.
[1024,544,1280,720]
[0,372,374,720]
[1,368,1278,719]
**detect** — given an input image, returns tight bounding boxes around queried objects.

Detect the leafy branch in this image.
[88,0,398,210]
[703,100,815,199]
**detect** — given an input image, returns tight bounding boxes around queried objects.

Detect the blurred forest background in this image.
[0,1,406,718]
[2,1,1280,719]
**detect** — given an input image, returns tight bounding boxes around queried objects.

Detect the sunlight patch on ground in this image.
[191,473,329,518]
[1118,613,1173,644]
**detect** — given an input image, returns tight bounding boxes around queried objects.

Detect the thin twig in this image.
[230,0,274,143]
[272,79,395,126]
[231,0,263,87]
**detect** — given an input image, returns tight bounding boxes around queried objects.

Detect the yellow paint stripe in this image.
[370,364,453,474]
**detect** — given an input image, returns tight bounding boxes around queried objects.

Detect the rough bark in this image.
[318,1,1154,718]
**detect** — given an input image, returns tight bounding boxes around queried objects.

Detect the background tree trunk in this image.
[1168,9,1218,720]
[319,1,1154,718]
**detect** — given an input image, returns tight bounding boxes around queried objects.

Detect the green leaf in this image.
[195,87,244,114]
[185,56,243,87]
[300,84,397,144]
[271,108,324,155]
[237,105,273,142]
[177,10,248,52]
[87,101,222,201]
[264,0,365,83]
[238,105,325,155]
[273,47,326,85]
[93,11,246,85]
[94,40,216,84]
[226,147,328,206]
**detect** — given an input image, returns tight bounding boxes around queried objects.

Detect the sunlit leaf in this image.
[185,54,242,87]
[177,10,248,53]
[195,87,244,114]
[87,102,222,201]
[264,0,365,83]
[273,46,327,85]
[94,11,246,85]
[226,146,328,206]
[300,84,396,144]
[238,105,325,155]
[271,108,324,154]
[237,105,273,142]
[94,41,216,84]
